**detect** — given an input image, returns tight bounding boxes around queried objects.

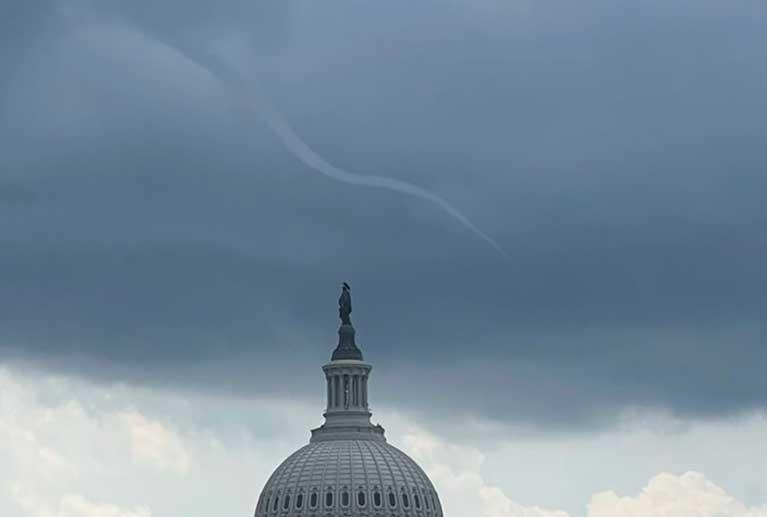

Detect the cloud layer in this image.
[0,365,299,517]
[2,0,766,430]
[2,364,765,517]
[2,3,764,515]
[589,472,767,517]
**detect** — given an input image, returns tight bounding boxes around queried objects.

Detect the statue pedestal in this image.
[331,324,363,361]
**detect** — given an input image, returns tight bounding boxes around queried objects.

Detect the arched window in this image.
[272,496,279,512]
[341,489,350,507]
[415,493,421,509]
[358,490,366,507]
[283,495,290,510]
[402,492,410,508]
[373,490,382,507]
[310,492,318,509]
[424,492,430,509]
[295,493,303,510]
[388,491,397,508]
[325,490,334,508]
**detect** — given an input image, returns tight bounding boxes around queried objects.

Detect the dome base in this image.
[310,423,386,443]
[254,439,443,517]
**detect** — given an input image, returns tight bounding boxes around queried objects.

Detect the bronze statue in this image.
[339,282,352,325]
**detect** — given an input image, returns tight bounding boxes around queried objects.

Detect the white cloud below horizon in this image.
[589,472,767,517]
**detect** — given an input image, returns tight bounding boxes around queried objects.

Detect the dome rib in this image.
[278,443,306,508]
[347,440,354,502]
[353,439,369,502]
[332,440,341,494]
[383,440,400,488]
[293,442,318,495]
[361,439,385,506]
[318,442,332,505]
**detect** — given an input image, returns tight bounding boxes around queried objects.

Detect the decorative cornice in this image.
[310,423,386,443]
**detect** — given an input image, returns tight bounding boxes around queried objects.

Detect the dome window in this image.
[283,495,290,510]
[272,496,279,512]
[256,493,266,513]
[357,490,366,507]
[310,492,318,509]
[402,492,410,508]
[325,490,334,508]
[424,492,430,509]
[373,490,382,508]
[415,493,421,509]
[388,491,397,508]
[295,493,303,510]
[341,489,350,507]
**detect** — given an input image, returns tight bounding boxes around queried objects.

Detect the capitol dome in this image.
[254,289,443,517]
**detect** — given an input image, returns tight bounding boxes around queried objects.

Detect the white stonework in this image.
[254,324,443,517]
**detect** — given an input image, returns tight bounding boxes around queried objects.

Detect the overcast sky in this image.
[1,1,766,516]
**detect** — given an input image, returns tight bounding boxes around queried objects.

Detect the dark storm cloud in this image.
[1,0,766,429]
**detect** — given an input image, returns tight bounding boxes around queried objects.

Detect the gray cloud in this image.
[1,0,765,430]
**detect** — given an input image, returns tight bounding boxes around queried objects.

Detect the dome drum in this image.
[254,440,443,517]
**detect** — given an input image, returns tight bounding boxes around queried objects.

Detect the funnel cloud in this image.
[143,33,509,259]
[259,100,509,259]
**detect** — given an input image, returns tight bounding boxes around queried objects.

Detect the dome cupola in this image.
[253,284,443,517]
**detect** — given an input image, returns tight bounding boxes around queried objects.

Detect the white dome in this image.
[255,439,443,517]
[254,298,444,517]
